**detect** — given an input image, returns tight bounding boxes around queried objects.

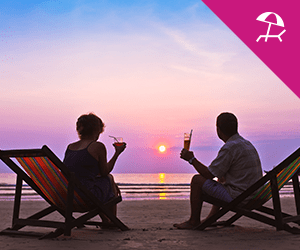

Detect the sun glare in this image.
[158,145,166,153]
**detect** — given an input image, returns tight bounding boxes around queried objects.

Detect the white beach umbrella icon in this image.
[256,12,286,42]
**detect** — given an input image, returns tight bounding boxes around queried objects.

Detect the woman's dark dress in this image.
[63,143,115,203]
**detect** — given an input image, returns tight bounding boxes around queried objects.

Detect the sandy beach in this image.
[1,198,300,250]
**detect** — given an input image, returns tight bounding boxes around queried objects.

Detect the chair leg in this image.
[12,175,22,227]
[195,206,231,230]
[40,228,65,239]
[11,206,57,231]
[270,175,284,231]
[224,213,243,226]
[64,173,75,236]
[292,174,300,215]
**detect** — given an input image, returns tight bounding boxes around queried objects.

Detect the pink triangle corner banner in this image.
[202,0,300,99]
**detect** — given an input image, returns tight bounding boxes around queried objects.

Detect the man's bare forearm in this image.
[190,158,214,180]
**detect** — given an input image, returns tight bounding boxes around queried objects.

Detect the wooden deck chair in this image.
[0,145,129,239]
[195,147,300,234]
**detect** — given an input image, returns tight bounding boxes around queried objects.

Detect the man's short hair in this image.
[217,112,238,137]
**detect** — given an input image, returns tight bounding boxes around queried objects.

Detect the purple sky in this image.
[0,1,299,173]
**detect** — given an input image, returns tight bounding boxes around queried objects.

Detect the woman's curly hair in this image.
[76,113,105,139]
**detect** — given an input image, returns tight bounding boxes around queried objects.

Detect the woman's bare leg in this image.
[108,174,119,216]
[99,174,119,223]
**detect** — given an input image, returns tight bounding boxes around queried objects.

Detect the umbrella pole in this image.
[265,23,272,42]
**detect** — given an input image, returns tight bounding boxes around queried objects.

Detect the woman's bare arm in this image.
[89,142,126,176]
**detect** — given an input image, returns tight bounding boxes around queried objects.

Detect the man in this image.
[174,112,262,229]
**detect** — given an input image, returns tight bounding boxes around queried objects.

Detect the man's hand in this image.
[180,148,195,162]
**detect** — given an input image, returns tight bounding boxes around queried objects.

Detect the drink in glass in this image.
[113,137,125,146]
[184,130,193,150]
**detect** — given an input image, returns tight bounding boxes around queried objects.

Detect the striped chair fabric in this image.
[252,157,300,203]
[16,156,89,212]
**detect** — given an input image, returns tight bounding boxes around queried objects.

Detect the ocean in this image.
[0,173,295,201]
[0,173,193,201]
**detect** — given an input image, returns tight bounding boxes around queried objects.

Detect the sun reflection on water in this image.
[159,173,165,183]
[159,173,166,199]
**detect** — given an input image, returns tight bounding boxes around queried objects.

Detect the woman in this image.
[63,113,126,224]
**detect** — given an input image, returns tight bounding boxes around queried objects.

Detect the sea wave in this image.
[0,182,295,201]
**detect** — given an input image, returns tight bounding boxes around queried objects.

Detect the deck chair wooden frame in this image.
[0,145,129,239]
[195,147,300,234]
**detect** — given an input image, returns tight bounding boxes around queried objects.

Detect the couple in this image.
[63,112,262,229]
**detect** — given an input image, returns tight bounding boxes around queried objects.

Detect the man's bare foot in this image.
[173,220,199,230]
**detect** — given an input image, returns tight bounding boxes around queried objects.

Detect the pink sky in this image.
[0,1,299,173]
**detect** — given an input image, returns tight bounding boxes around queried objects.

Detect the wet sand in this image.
[1,198,300,250]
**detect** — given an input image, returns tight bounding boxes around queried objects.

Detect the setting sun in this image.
[158,145,166,153]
